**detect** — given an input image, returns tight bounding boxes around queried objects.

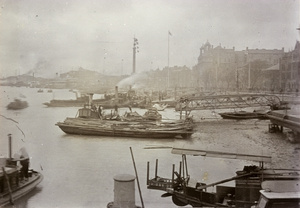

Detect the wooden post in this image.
[179,161,182,178]
[184,155,188,177]
[182,155,185,178]
[172,164,175,186]
[130,147,144,208]
[2,167,14,205]
[147,162,149,185]
[8,134,12,159]
[155,159,158,179]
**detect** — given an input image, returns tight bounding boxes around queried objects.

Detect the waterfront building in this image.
[194,41,285,91]
[279,41,300,92]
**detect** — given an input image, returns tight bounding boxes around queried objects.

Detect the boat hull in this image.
[44,100,131,108]
[219,111,266,119]
[0,171,43,206]
[56,118,194,139]
[57,123,193,139]
[6,100,28,110]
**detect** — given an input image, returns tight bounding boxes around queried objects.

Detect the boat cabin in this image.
[77,107,99,118]
[253,190,300,208]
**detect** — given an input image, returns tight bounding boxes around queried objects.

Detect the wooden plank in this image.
[171,147,271,162]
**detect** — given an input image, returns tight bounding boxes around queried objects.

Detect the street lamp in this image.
[246,50,251,90]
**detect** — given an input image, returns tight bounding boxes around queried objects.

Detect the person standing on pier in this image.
[19,147,30,180]
[98,105,103,119]
[114,104,119,116]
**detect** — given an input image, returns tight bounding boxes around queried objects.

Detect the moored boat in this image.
[147,147,300,208]
[0,134,43,206]
[6,99,28,110]
[43,93,131,108]
[56,105,194,139]
[219,110,268,119]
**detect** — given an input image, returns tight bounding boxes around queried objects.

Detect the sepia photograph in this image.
[0,0,299,207]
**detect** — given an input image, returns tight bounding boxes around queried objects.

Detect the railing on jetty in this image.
[176,94,282,111]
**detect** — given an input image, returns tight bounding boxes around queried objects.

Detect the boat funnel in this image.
[107,174,140,208]
[115,86,119,104]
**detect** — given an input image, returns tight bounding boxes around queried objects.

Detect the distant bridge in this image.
[176,93,282,111]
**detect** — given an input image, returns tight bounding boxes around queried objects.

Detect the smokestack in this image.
[8,134,12,159]
[115,86,119,104]
[132,38,138,74]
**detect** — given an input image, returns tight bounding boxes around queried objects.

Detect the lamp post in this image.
[247,51,251,90]
[167,31,172,89]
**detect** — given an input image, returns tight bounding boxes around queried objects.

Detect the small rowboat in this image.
[219,110,267,119]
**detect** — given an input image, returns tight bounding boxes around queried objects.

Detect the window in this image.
[270,201,300,208]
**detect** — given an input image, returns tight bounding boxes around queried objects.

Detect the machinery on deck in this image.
[147,147,300,207]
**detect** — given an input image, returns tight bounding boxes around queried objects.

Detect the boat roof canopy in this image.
[260,190,300,199]
[171,147,272,163]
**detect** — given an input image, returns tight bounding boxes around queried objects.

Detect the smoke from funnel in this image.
[117,72,148,89]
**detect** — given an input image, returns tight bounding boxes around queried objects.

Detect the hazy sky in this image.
[0,0,299,77]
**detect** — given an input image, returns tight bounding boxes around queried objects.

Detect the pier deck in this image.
[267,109,300,134]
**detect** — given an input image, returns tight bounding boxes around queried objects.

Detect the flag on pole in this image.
[168,31,172,36]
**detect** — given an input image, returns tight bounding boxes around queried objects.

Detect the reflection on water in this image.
[0,86,246,208]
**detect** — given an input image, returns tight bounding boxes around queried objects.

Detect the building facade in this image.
[280,41,300,92]
[193,41,285,91]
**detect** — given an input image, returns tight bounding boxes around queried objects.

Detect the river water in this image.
[0,86,296,208]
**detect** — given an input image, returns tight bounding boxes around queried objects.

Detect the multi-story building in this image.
[193,41,285,91]
[193,41,237,90]
[279,41,300,92]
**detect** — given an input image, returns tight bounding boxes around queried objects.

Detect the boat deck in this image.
[0,169,43,206]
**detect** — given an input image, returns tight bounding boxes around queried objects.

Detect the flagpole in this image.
[168,32,170,67]
[167,31,170,89]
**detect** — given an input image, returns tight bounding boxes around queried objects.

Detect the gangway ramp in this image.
[176,93,281,111]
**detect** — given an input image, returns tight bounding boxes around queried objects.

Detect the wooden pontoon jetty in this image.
[267,109,300,141]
